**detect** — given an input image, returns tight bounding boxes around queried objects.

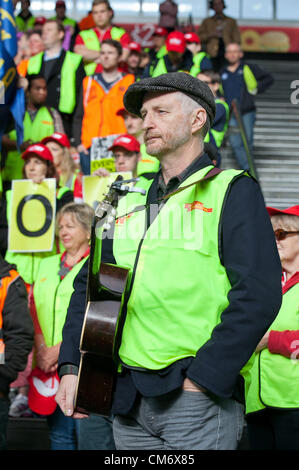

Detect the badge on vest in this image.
[184,201,213,213]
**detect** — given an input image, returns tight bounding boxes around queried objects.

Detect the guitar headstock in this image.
[94,175,146,231]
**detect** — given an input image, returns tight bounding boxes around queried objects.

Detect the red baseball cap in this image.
[152,26,168,37]
[22,144,53,162]
[56,0,66,7]
[28,367,59,416]
[128,41,142,53]
[166,31,186,53]
[41,133,71,148]
[267,206,299,217]
[108,134,140,153]
[34,16,47,26]
[184,32,201,44]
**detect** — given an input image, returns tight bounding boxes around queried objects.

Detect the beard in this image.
[145,127,191,157]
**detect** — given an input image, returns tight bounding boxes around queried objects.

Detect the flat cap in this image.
[123,72,216,124]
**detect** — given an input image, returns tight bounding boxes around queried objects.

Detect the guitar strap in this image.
[116,166,223,220]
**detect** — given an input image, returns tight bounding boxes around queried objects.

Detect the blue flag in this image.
[0,0,24,150]
[0,0,17,57]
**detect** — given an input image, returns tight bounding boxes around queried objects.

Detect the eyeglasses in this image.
[274,229,299,241]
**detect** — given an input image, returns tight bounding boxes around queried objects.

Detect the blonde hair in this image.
[271,214,299,232]
[57,202,94,234]
[59,147,76,184]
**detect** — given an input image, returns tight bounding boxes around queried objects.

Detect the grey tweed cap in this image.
[123,72,216,124]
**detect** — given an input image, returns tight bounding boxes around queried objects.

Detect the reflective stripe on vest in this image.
[33,254,88,346]
[112,166,248,370]
[27,51,82,114]
[0,269,20,363]
[244,282,299,414]
[79,26,125,75]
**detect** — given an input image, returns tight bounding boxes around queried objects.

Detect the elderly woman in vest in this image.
[41,133,83,203]
[244,205,299,450]
[28,202,94,450]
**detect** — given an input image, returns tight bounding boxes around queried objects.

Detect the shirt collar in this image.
[157,152,214,197]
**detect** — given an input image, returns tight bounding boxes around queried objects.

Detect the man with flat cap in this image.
[55,72,282,450]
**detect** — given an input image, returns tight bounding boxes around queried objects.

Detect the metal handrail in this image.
[230,99,259,181]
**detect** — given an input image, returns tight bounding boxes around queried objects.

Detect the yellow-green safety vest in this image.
[27,51,83,114]
[136,143,160,176]
[78,27,126,76]
[244,283,299,415]
[33,254,88,346]
[110,165,252,372]
[2,107,55,182]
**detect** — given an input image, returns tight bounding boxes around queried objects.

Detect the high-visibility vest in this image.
[2,107,55,182]
[150,56,190,78]
[204,99,230,148]
[50,16,77,28]
[136,143,160,176]
[0,269,20,363]
[27,51,83,114]
[33,254,88,346]
[244,282,299,415]
[110,165,251,371]
[81,73,135,149]
[78,27,126,75]
[15,15,36,32]
[189,52,212,77]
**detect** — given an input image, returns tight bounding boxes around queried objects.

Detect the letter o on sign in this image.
[16,195,53,237]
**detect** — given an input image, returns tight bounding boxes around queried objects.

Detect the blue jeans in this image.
[228,111,256,170]
[113,389,244,450]
[46,406,77,450]
[79,149,91,175]
[77,414,115,450]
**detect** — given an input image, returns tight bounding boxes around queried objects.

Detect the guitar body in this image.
[74,262,130,416]
[73,176,145,417]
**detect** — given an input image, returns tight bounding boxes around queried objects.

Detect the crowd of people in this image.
[0,0,298,453]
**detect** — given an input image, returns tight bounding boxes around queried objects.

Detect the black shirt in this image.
[59,153,282,415]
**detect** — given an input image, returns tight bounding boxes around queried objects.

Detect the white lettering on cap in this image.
[169,38,182,45]
[119,137,132,144]
[33,376,59,397]
[31,145,45,152]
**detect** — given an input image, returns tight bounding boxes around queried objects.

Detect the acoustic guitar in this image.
[74,176,146,416]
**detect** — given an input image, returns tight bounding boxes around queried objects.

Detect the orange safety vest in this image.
[81,73,135,149]
[0,269,20,364]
